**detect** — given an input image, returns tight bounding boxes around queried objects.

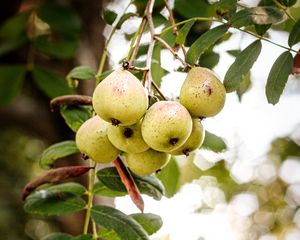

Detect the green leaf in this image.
[198,51,220,69]
[73,235,92,240]
[93,181,127,197]
[47,182,86,196]
[0,36,27,56]
[151,45,168,87]
[0,65,26,106]
[288,18,300,47]
[130,213,162,235]
[39,140,80,169]
[215,0,237,15]
[277,0,297,7]
[32,66,72,98]
[229,9,252,28]
[185,24,228,65]
[176,20,195,45]
[67,66,96,81]
[175,0,212,18]
[156,157,180,198]
[116,13,137,30]
[91,205,149,240]
[202,131,227,152]
[266,51,293,105]
[224,40,262,92]
[97,167,164,200]
[236,71,252,101]
[0,11,29,39]
[255,24,271,36]
[104,10,118,25]
[60,105,93,132]
[98,228,120,240]
[42,233,72,240]
[24,191,86,216]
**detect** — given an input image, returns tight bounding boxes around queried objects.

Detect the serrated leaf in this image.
[266,51,293,105]
[0,65,26,106]
[32,66,72,98]
[236,71,252,101]
[224,40,261,92]
[47,182,86,196]
[39,140,80,169]
[116,13,137,30]
[130,213,162,235]
[42,233,72,240]
[185,24,228,64]
[156,157,180,198]
[91,205,149,240]
[93,181,126,197]
[60,105,93,132]
[176,20,195,45]
[202,131,227,152]
[24,191,86,216]
[97,167,164,200]
[104,10,118,25]
[67,66,96,81]
[288,18,300,47]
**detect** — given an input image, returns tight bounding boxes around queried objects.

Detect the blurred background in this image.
[0,0,300,239]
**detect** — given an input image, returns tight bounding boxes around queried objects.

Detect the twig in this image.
[152,81,167,100]
[154,35,191,68]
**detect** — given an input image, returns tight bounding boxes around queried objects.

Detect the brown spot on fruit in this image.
[123,128,133,138]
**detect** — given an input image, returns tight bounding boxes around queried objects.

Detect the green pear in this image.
[107,120,149,153]
[169,119,205,156]
[125,148,170,176]
[92,68,148,126]
[75,115,119,163]
[180,67,226,118]
[141,101,192,152]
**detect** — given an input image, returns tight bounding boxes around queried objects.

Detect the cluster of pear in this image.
[76,67,226,176]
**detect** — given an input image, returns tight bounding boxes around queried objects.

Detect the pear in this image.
[125,148,170,176]
[92,68,148,126]
[180,67,226,118]
[107,120,149,153]
[141,101,192,152]
[168,119,205,156]
[75,115,119,163]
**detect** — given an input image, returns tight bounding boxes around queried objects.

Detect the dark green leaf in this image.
[156,157,180,197]
[93,181,127,197]
[215,0,237,15]
[176,20,195,45]
[97,167,164,200]
[42,233,72,240]
[130,213,162,235]
[98,228,120,240]
[0,65,26,106]
[0,37,27,56]
[198,51,220,69]
[39,140,80,169]
[67,66,96,81]
[0,11,29,39]
[24,191,86,216]
[47,182,86,196]
[73,235,92,240]
[277,0,297,7]
[230,9,252,28]
[255,24,271,36]
[32,66,72,98]
[60,105,93,132]
[185,24,228,64]
[160,26,176,46]
[271,137,300,161]
[288,18,300,47]
[236,71,252,101]
[135,44,149,58]
[202,131,227,152]
[91,205,149,240]
[175,0,212,18]
[116,13,138,30]
[151,45,168,87]
[104,10,118,25]
[266,51,293,105]
[226,49,240,57]
[224,40,261,92]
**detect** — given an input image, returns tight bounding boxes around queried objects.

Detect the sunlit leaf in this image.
[202,131,227,153]
[93,181,126,197]
[236,71,252,101]
[130,213,162,235]
[67,66,96,81]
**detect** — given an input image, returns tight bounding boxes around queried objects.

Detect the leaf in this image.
[156,157,180,197]
[277,0,297,7]
[224,40,262,92]
[60,105,93,132]
[73,235,92,240]
[67,66,96,81]
[130,213,162,235]
[255,24,271,36]
[151,45,168,87]
[32,66,72,98]
[215,0,237,15]
[236,71,252,101]
[198,51,220,69]
[104,10,118,25]
[24,191,86,216]
[202,131,227,152]
[116,13,137,30]
[0,11,29,39]
[185,24,228,64]
[93,181,127,197]
[42,233,72,240]
[91,205,149,240]
[0,65,26,106]
[266,51,293,105]
[39,140,80,169]
[47,182,86,196]
[288,18,300,47]
[0,37,27,56]
[176,20,195,45]
[175,0,212,18]
[97,167,164,200]
[99,69,114,82]
[98,228,120,240]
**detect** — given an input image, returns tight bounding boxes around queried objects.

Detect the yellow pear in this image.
[169,119,205,156]
[92,68,148,126]
[125,148,170,176]
[180,67,226,118]
[107,120,149,153]
[75,115,119,163]
[141,101,192,152]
